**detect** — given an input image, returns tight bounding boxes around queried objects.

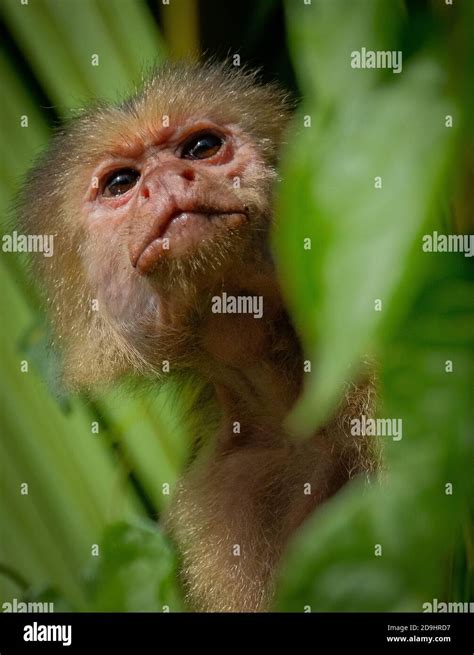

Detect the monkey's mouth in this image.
[133,210,248,275]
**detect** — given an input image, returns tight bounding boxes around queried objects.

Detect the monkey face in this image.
[83,118,272,286]
[76,109,279,354]
[93,124,249,275]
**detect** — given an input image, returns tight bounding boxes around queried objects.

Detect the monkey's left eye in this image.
[181,132,223,160]
[103,168,140,197]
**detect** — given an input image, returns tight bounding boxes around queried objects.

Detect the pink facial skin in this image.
[79,116,275,352]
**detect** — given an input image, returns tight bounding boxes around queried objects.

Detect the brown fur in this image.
[18,62,377,612]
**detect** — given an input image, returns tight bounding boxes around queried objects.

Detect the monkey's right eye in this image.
[102,168,140,197]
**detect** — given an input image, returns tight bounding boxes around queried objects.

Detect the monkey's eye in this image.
[181,132,223,160]
[103,168,140,197]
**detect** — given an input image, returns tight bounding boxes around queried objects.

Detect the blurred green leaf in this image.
[1,0,166,110]
[276,1,458,431]
[285,0,404,108]
[86,520,184,612]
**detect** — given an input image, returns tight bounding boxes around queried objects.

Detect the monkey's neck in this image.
[196,278,303,437]
[149,262,303,436]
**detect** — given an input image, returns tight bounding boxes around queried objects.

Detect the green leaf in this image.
[86,520,184,612]
[284,0,403,108]
[1,0,166,110]
[276,9,457,430]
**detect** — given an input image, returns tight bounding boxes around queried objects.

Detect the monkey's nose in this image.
[139,162,196,202]
[180,168,195,182]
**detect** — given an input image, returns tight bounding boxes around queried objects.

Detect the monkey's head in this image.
[19,62,292,386]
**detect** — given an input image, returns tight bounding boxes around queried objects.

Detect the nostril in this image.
[181,168,195,182]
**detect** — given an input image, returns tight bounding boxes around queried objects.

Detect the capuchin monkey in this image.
[19,62,376,612]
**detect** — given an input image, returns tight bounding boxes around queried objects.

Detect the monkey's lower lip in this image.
[135,211,247,274]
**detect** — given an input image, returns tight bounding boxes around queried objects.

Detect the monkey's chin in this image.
[135,211,247,275]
